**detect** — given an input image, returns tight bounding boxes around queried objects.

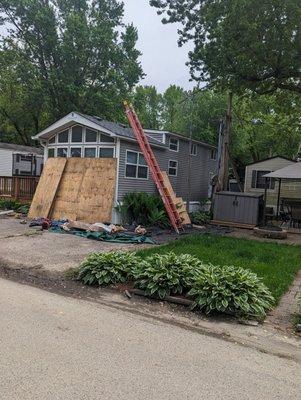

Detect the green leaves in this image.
[188,264,275,319]
[78,251,139,286]
[132,252,205,299]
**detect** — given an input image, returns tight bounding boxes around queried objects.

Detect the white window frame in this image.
[99,146,115,158]
[100,132,115,144]
[70,146,82,158]
[84,147,97,158]
[168,159,178,177]
[57,128,70,144]
[85,127,98,143]
[56,147,68,158]
[190,143,198,156]
[71,124,84,143]
[169,137,179,152]
[125,150,149,180]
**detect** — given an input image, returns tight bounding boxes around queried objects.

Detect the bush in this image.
[188,264,275,319]
[116,192,169,227]
[0,199,25,211]
[78,251,139,286]
[190,210,211,225]
[133,252,204,299]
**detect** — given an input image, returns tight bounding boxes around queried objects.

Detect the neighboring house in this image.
[32,111,217,213]
[0,143,44,177]
[244,156,301,209]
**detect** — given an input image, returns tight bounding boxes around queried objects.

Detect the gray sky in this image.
[123,0,194,92]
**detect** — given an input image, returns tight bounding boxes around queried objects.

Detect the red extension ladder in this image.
[124,101,184,234]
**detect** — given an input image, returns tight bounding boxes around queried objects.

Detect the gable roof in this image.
[246,156,295,166]
[0,142,43,155]
[32,111,216,149]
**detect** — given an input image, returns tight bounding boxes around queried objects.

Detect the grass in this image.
[137,234,301,304]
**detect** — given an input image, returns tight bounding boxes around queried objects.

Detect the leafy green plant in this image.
[0,199,25,211]
[117,192,169,227]
[189,210,211,225]
[78,251,140,286]
[133,252,204,299]
[188,264,275,319]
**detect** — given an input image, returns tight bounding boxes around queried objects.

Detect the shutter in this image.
[251,170,257,188]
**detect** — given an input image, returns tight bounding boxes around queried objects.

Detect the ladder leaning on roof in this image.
[124,101,185,234]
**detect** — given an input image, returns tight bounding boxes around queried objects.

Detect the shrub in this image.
[0,199,26,211]
[116,192,169,227]
[78,251,139,286]
[190,210,211,225]
[133,252,204,299]
[188,264,275,319]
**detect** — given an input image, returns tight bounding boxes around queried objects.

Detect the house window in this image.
[169,137,179,152]
[49,136,55,144]
[168,160,178,176]
[86,128,97,143]
[251,170,275,189]
[71,126,83,143]
[100,133,114,143]
[99,147,114,158]
[48,148,55,158]
[211,149,217,160]
[58,129,69,143]
[20,155,32,162]
[70,147,82,158]
[57,148,68,158]
[190,144,197,156]
[125,150,148,179]
[84,147,96,158]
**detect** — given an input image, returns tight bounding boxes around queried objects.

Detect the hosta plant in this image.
[133,252,205,299]
[78,251,139,286]
[188,264,275,319]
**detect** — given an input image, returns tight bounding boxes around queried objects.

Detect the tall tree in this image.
[132,85,162,129]
[0,0,143,144]
[150,0,301,94]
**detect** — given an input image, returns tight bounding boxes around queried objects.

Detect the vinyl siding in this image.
[244,157,301,208]
[117,134,217,201]
[0,149,13,176]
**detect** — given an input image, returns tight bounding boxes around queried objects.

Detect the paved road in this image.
[0,279,300,400]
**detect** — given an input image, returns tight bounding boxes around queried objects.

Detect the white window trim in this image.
[57,128,70,144]
[56,147,68,158]
[84,146,97,158]
[168,159,178,177]
[100,132,115,144]
[125,149,149,180]
[169,137,179,152]
[85,127,98,144]
[98,146,115,158]
[71,124,84,144]
[190,143,198,156]
[70,146,82,158]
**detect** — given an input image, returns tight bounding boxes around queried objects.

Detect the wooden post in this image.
[13,177,20,200]
[276,178,282,219]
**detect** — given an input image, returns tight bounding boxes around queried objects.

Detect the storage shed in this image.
[213,191,264,227]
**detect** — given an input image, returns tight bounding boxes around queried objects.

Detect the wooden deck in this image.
[0,176,39,202]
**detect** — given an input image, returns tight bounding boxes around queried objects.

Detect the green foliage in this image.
[117,192,169,227]
[0,199,25,211]
[188,264,275,319]
[132,252,204,299]
[132,85,162,129]
[0,0,143,144]
[189,211,211,225]
[151,0,301,94]
[78,251,139,286]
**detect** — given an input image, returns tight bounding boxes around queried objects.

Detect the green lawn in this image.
[137,234,301,304]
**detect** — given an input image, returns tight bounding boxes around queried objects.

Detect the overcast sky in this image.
[123,0,194,92]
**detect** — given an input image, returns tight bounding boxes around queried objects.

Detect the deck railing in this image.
[0,176,39,201]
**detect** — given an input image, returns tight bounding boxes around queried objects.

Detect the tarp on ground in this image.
[49,226,156,244]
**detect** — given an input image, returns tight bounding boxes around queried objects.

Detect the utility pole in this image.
[219,92,232,191]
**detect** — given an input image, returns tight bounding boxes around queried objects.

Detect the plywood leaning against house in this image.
[161,171,191,225]
[28,158,67,219]
[29,158,117,223]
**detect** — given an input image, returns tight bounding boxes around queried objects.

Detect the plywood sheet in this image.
[161,171,191,225]
[28,158,66,218]
[50,158,117,223]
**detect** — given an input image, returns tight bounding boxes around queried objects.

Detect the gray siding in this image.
[117,134,217,201]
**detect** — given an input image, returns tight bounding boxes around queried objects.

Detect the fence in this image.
[0,176,39,201]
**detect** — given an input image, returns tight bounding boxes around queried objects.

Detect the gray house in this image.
[32,112,217,219]
[0,142,44,177]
